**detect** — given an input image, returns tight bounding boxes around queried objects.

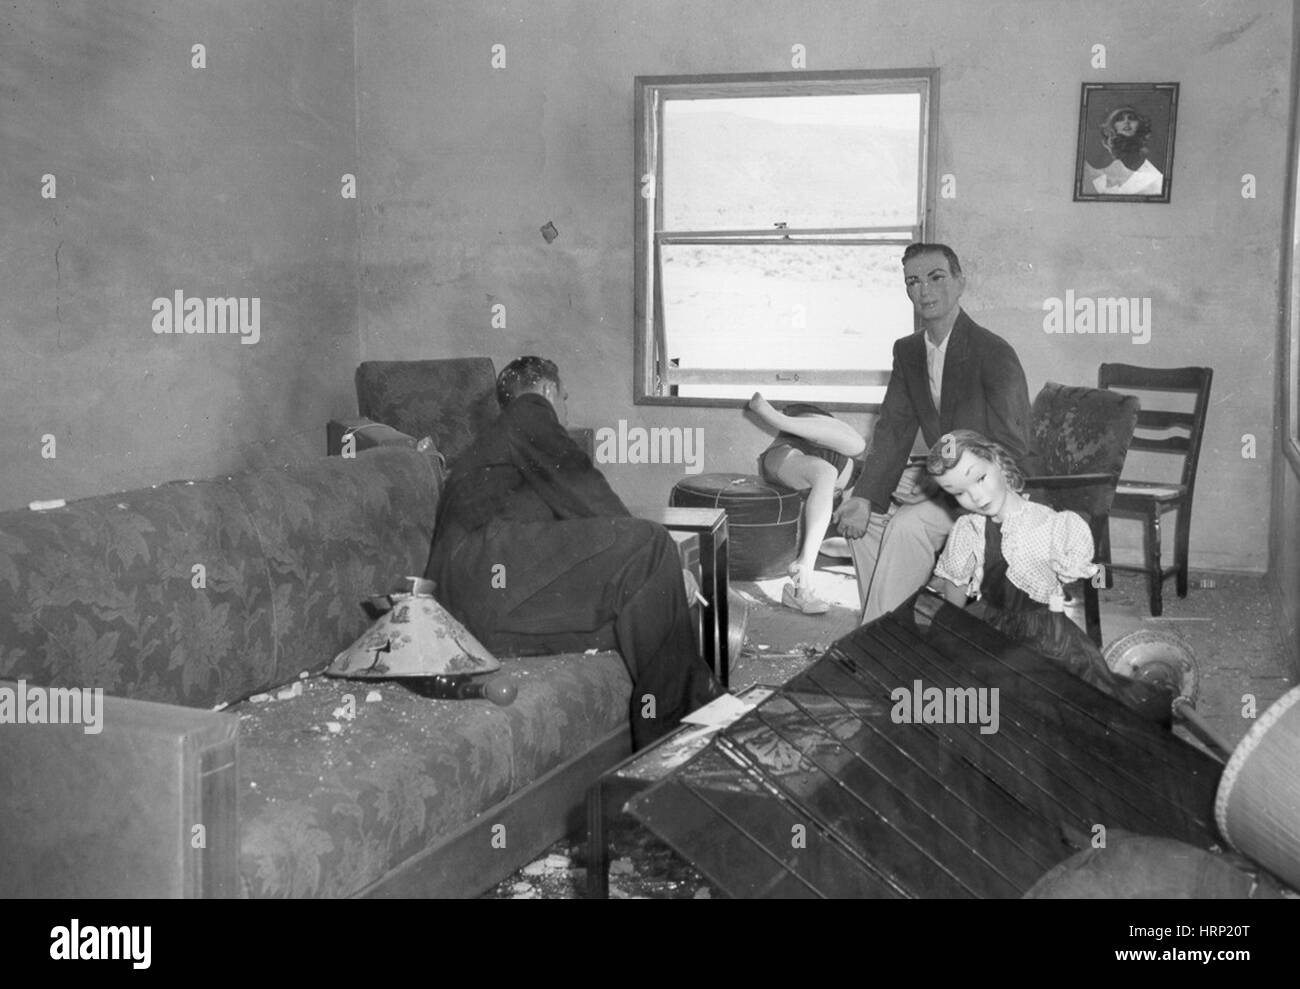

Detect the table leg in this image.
[585,779,609,899]
[697,535,720,685]
[715,529,730,689]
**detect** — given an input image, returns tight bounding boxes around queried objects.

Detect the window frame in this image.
[633,68,940,411]
[1286,45,1300,477]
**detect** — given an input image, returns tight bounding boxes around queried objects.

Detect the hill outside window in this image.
[634,69,938,409]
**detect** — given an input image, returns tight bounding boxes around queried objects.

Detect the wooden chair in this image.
[1097,364,1214,617]
[1022,381,1141,646]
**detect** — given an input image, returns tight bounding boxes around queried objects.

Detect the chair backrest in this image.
[1097,364,1213,495]
[1027,381,1141,520]
[355,358,499,464]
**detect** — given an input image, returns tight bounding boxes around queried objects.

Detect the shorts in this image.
[757,402,863,492]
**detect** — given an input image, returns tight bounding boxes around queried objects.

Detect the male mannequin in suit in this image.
[832,243,1036,624]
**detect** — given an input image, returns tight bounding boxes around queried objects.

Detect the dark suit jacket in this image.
[851,309,1035,512]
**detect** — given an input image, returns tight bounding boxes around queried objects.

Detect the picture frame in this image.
[1073,82,1179,203]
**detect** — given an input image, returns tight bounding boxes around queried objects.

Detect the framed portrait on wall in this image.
[1073,82,1178,203]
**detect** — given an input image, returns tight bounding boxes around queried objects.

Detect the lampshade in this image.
[325,578,500,679]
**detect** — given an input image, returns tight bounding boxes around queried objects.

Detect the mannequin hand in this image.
[1051,558,1099,583]
[833,497,871,539]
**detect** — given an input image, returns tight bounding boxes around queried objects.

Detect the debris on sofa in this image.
[325,721,343,734]
[365,690,382,703]
[276,681,304,702]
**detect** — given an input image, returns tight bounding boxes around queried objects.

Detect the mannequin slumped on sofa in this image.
[425,356,722,748]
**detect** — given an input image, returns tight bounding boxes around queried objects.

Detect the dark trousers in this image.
[431,517,721,748]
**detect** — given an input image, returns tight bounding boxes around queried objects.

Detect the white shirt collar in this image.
[925,331,952,357]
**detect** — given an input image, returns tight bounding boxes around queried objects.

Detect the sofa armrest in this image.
[0,688,239,898]
[327,416,418,455]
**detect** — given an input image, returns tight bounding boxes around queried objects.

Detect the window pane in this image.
[662,93,921,231]
[660,242,914,402]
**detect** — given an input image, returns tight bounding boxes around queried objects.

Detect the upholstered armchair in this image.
[1022,381,1141,646]
[330,357,594,461]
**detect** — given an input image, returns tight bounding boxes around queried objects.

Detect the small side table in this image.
[585,684,774,898]
[634,506,730,688]
[584,721,718,898]
[665,530,704,660]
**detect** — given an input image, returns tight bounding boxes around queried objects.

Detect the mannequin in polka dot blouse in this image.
[925,430,1175,724]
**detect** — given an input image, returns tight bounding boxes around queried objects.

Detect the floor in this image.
[481,558,1296,899]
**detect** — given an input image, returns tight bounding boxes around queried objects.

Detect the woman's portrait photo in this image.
[1074,83,1179,202]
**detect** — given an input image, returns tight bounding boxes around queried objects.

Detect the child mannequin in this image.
[926,429,1176,724]
[748,394,866,615]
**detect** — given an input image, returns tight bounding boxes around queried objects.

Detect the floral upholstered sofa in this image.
[0,413,634,897]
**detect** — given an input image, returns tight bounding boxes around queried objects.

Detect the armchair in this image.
[341,358,594,460]
[1021,381,1141,646]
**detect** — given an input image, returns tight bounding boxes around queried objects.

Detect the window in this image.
[634,70,937,409]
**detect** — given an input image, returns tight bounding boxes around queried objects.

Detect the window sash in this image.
[635,69,937,409]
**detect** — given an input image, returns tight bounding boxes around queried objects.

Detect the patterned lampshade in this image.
[325,579,499,679]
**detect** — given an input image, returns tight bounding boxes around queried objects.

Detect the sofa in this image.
[0,383,644,896]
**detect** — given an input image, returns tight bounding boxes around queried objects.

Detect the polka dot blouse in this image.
[934,500,1098,604]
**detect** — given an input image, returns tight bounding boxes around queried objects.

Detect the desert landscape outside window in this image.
[635,70,938,409]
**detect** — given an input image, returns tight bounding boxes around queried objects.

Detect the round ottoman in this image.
[670,473,807,581]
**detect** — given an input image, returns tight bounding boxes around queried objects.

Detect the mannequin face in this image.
[935,450,1010,518]
[904,251,965,331]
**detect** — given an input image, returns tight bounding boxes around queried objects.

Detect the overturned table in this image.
[624,593,1223,898]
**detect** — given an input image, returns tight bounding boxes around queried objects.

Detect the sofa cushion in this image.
[236,652,630,898]
[0,480,276,706]
[223,448,442,695]
[0,447,442,709]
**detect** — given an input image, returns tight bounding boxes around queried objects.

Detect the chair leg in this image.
[1098,521,1114,589]
[1146,508,1163,617]
[1174,503,1191,598]
[1084,580,1103,647]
